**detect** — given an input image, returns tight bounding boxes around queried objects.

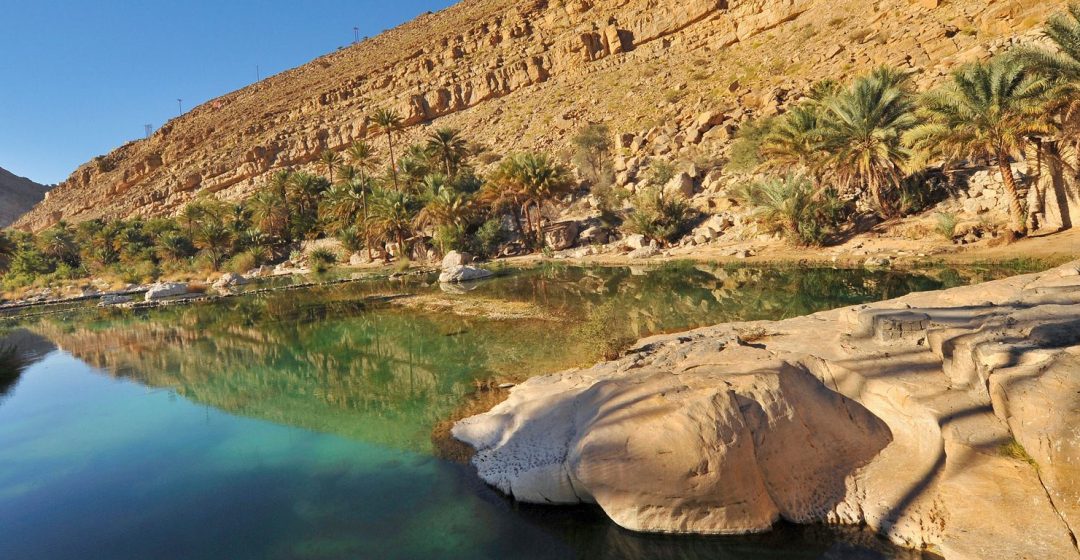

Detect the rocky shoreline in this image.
[453,261,1080,559]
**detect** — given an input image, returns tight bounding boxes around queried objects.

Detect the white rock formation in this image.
[144,282,189,301]
[455,261,1080,559]
[439,265,493,283]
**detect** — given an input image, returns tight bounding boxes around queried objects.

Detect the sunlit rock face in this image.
[15,0,1063,232]
[456,261,1080,560]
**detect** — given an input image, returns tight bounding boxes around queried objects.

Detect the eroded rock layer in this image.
[455,262,1080,559]
[15,0,1061,231]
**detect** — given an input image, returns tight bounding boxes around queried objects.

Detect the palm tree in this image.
[319,149,343,183]
[346,141,379,258]
[906,57,1054,238]
[37,223,79,266]
[287,172,331,239]
[1012,4,1080,82]
[249,184,290,244]
[761,103,826,181]
[819,67,917,216]
[0,230,14,272]
[321,176,372,231]
[425,128,468,177]
[369,188,417,260]
[416,176,475,232]
[193,219,234,270]
[371,108,403,191]
[487,153,573,247]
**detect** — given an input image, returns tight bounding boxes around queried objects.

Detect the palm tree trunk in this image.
[997,150,1027,238]
[387,132,399,191]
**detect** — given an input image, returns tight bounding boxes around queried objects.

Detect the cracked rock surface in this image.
[454,261,1080,559]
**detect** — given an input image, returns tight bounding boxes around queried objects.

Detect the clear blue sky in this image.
[0,0,457,185]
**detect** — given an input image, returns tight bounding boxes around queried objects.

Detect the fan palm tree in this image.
[371,108,403,191]
[819,67,917,216]
[906,57,1054,238]
[425,128,468,177]
[319,149,343,183]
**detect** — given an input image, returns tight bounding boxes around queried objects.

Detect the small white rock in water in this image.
[439,265,493,284]
[144,282,189,301]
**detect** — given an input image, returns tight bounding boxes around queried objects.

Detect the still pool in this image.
[2,263,1016,559]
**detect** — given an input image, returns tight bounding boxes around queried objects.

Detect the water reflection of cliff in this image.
[24,265,955,452]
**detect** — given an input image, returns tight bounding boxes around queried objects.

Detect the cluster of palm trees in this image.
[1,109,576,289]
[754,5,1080,241]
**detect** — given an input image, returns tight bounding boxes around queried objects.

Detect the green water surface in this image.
[0,263,1004,559]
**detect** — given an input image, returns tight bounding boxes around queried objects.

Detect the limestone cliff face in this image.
[0,167,50,228]
[14,0,1059,232]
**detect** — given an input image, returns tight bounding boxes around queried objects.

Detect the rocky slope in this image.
[454,260,1080,559]
[0,167,50,228]
[13,0,1061,232]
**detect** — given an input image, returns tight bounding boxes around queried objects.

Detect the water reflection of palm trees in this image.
[21,264,970,450]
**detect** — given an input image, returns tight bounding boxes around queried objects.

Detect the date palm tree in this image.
[319,149,343,183]
[371,108,403,191]
[346,141,379,258]
[415,174,475,232]
[369,188,417,260]
[425,128,468,177]
[193,219,234,270]
[487,153,573,247]
[761,104,826,182]
[0,230,15,272]
[819,67,917,216]
[906,57,1054,238]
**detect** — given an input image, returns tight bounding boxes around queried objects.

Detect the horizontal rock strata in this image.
[15,0,1063,232]
[454,261,1080,559]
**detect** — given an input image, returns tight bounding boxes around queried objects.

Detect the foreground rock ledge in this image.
[453,261,1080,560]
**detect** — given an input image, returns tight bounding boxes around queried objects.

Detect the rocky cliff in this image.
[14,0,1059,232]
[455,261,1080,559]
[0,167,50,228]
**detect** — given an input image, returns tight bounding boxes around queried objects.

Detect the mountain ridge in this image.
[13,0,1057,232]
[0,167,51,228]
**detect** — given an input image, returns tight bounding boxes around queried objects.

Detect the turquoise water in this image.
[0,264,981,559]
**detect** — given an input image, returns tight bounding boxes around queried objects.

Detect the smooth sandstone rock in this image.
[438,265,493,283]
[441,250,474,269]
[144,282,188,301]
[455,261,1080,559]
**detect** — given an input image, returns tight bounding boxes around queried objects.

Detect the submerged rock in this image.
[454,261,1080,559]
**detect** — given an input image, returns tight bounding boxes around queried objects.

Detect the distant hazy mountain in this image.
[0,167,50,228]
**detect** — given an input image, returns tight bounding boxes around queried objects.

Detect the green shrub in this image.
[935,212,958,240]
[471,219,504,258]
[226,251,259,274]
[433,224,467,255]
[576,300,636,360]
[308,248,337,273]
[737,175,844,246]
[622,187,694,245]
[727,117,773,173]
[336,226,364,253]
